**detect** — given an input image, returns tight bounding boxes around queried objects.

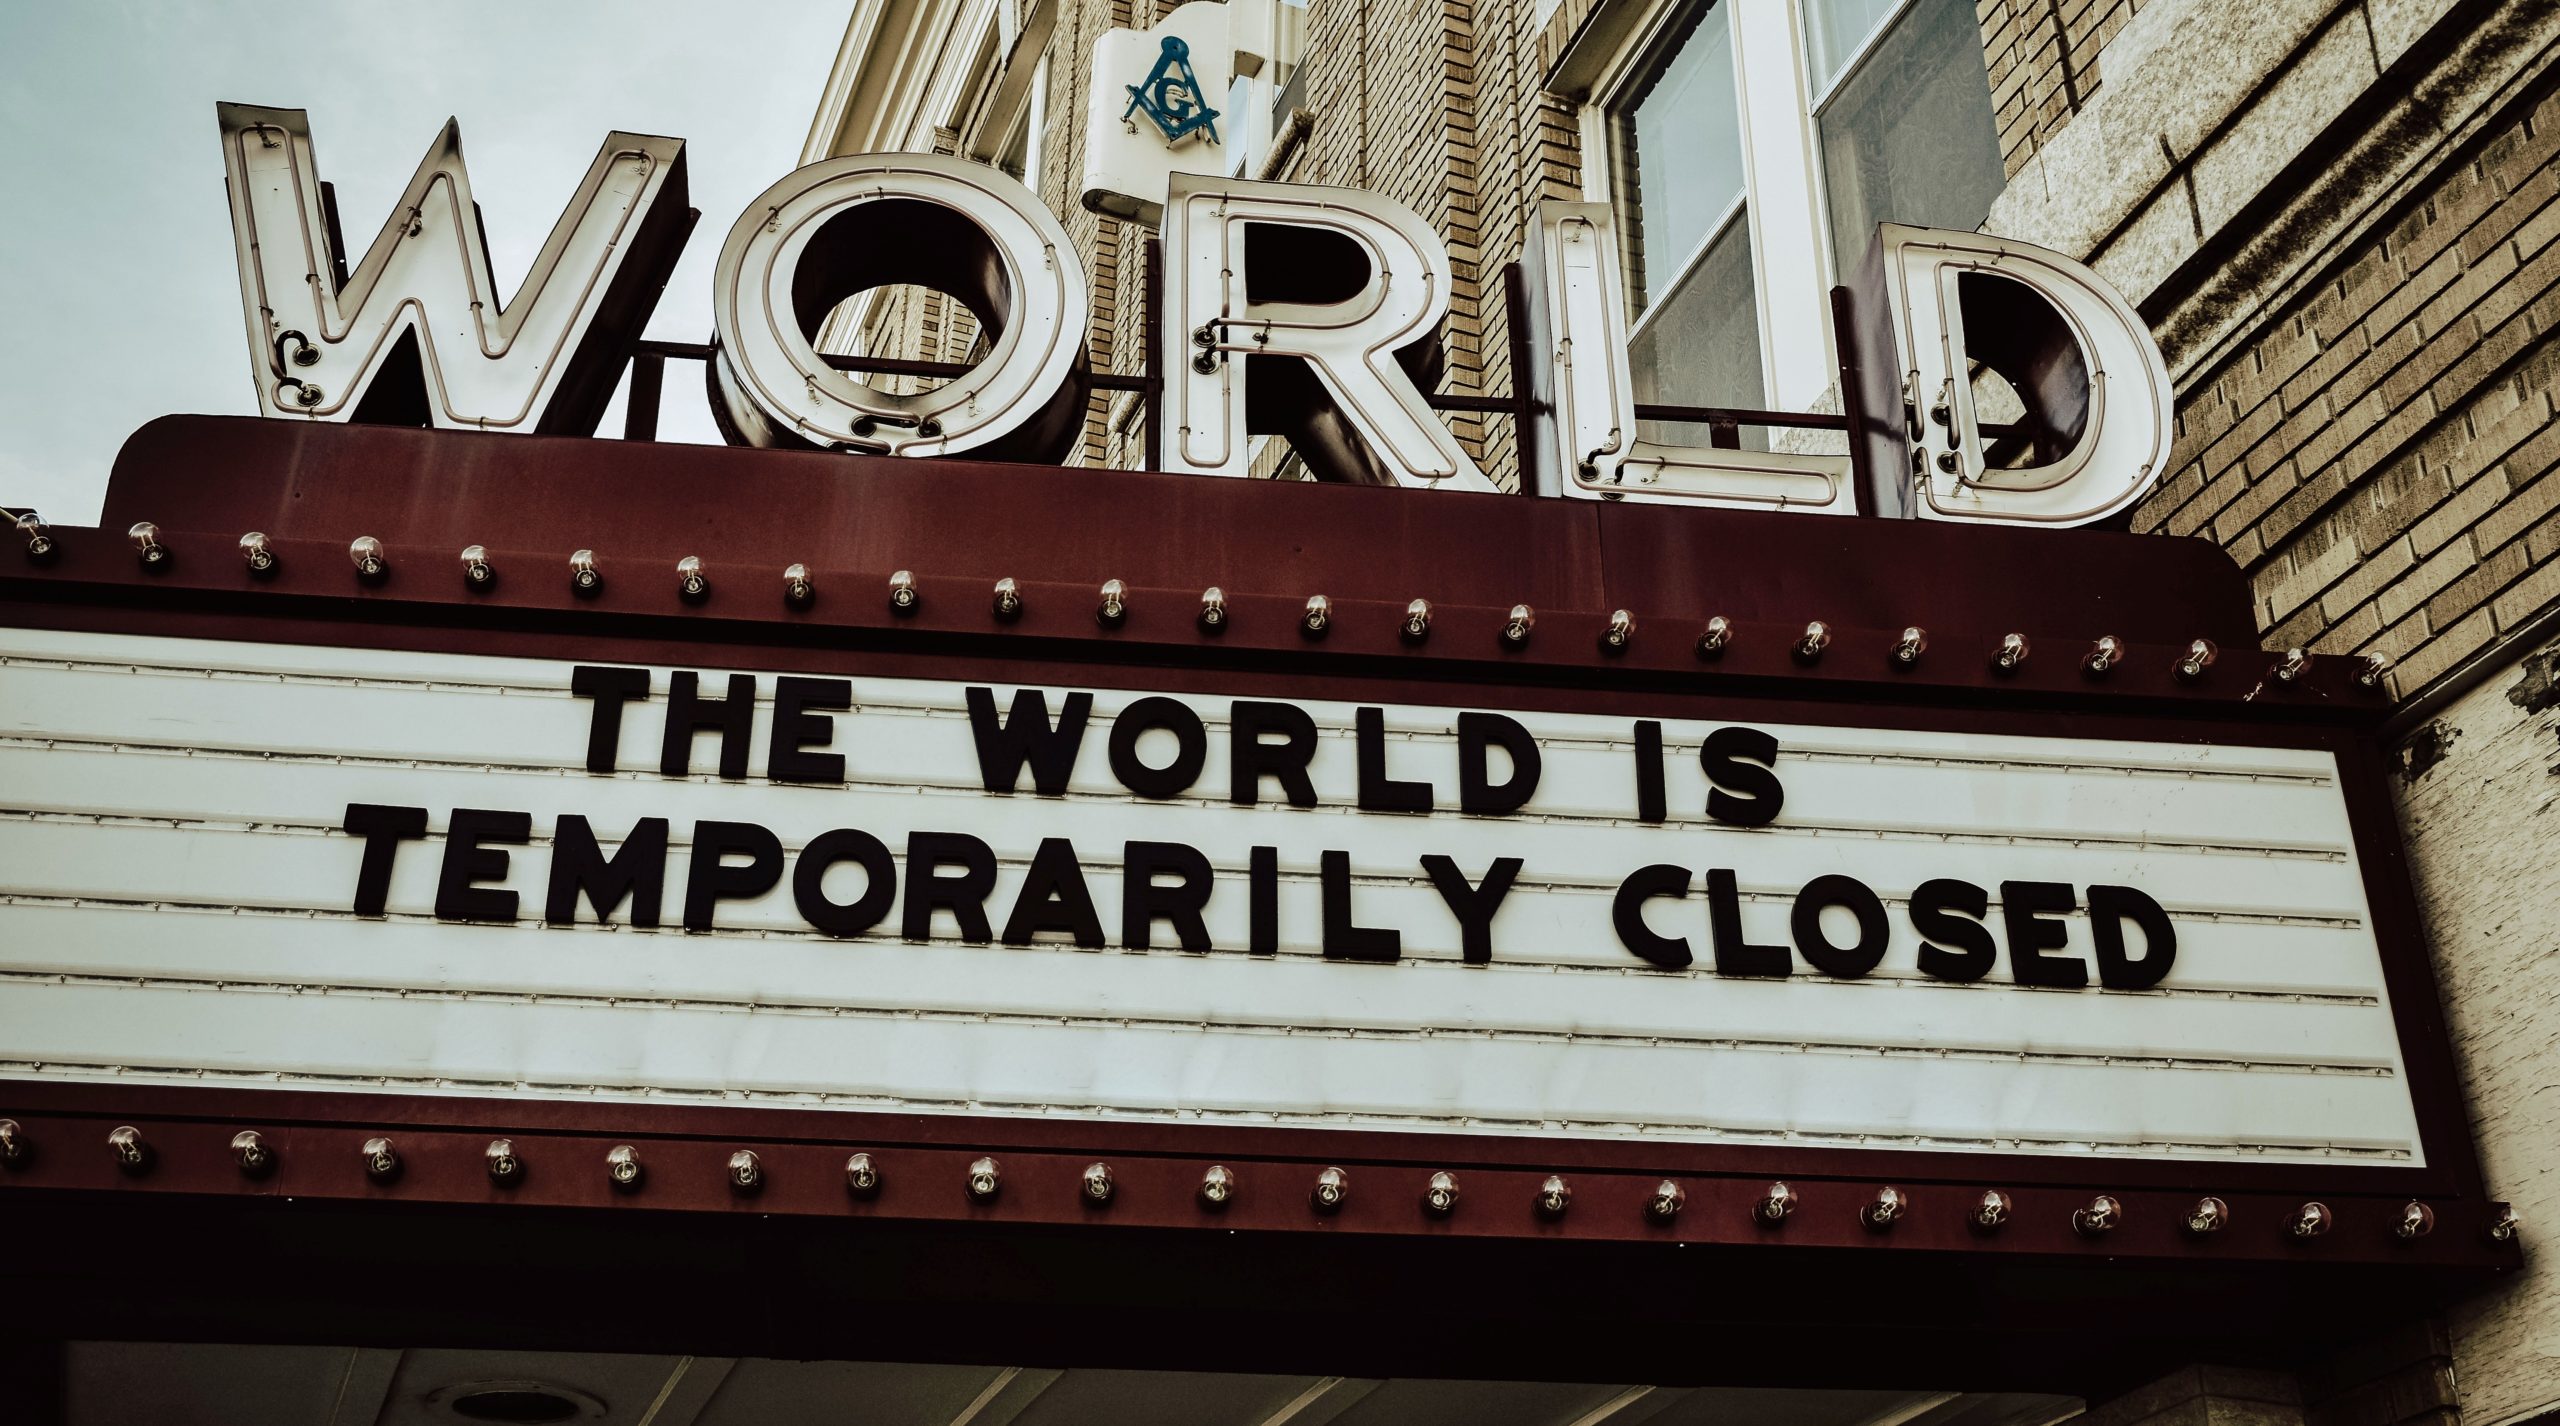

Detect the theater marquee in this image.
[0,630,2418,1168]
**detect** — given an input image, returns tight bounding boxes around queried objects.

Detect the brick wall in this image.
[2131,77,2560,698]
[1977,0,2149,177]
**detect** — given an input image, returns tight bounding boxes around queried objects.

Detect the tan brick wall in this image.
[2131,79,2560,698]
[1977,0,2149,177]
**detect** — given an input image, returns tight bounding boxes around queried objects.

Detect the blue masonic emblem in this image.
[1123,35,1222,147]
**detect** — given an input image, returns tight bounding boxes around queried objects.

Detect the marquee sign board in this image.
[0,417,2513,1285]
[0,628,2420,1166]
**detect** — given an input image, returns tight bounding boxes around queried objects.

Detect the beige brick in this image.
[2408,468,2513,555]
[2378,537,2478,626]
[2421,537,2529,630]
[2488,549,2560,630]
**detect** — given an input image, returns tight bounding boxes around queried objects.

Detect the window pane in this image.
[1629,216,1767,450]
[1816,0,2004,280]
[1612,0,1744,314]
[1803,0,1905,93]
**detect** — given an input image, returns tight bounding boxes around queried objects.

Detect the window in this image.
[1808,0,2006,281]
[1606,0,1765,445]
[1588,0,2004,419]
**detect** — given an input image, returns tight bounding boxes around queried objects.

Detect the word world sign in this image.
[217,102,2172,526]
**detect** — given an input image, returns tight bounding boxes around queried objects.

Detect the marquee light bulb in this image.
[1892,626,1927,666]
[606,1143,643,1191]
[107,1124,150,1173]
[1311,1165,1349,1214]
[845,1152,882,1197]
[486,1138,523,1185]
[2356,653,2391,691]
[2084,635,2124,676]
[348,536,388,582]
[1993,632,2029,673]
[1401,598,1432,644]
[2489,1204,2520,1243]
[238,531,278,577]
[1536,1174,1572,1219]
[362,1135,401,1182]
[2072,1193,2122,1237]
[1971,1189,2012,1232]
[1199,1164,1237,1209]
[1646,1180,1685,1224]
[2176,638,2217,681]
[991,577,1022,620]
[1755,1181,1797,1225]
[1502,605,1535,648]
[2289,1201,2333,1239]
[1197,586,1227,633]
[16,511,56,564]
[0,1118,25,1166]
[1794,621,1831,664]
[569,549,603,597]
[1301,594,1332,639]
[784,563,815,609]
[2396,1200,2434,1240]
[967,1155,1002,1202]
[128,521,169,570]
[1422,1169,1461,1216]
[2274,647,2311,683]
[459,545,495,590]
[1097,579,1129,629]
[676,555,710,604]
[1601,609,1634,654]
[1695,616,1733,660]
[230,1129,275,1177]
[1860,1185,1907,1231]
[2184,1196,2229,1236]
[727,1149,763,1192]
[1082,1161,1116,1205]
[889,569,919,614]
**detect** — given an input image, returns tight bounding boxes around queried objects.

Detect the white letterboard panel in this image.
[0,627,2421,1165]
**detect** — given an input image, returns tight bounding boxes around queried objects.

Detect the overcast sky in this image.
[0,2,849,524]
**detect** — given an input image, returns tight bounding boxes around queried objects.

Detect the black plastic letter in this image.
[2001,880,2086,988]
[661,672,758,780]
[792,828,897,938]
[904,831,998,943]
[1123,841,1215,951]
[768,676,852,785]
[342,802,428,917]
[435,808,531,922]
[682,820,784,931]
[570,666,651,774]
[1107,697,1208,799]
[1789,873,1890,979]
[1706,867,1790,977]
[1910,877,1995,982]
[1356,707,1433,813]
[966,687,1092,795]
[1231,701,1320,807]
[1457,712,1541,816]
[1611,863,1693,969]
[1701,727,1783,827]
[1422,854,1522,964]
[2089,884,2177,990]
[547,815,668,927]
[1320,850,1399,962]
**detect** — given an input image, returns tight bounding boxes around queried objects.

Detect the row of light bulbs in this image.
[37,519,2387,687]
[2,1119,2512,1243]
